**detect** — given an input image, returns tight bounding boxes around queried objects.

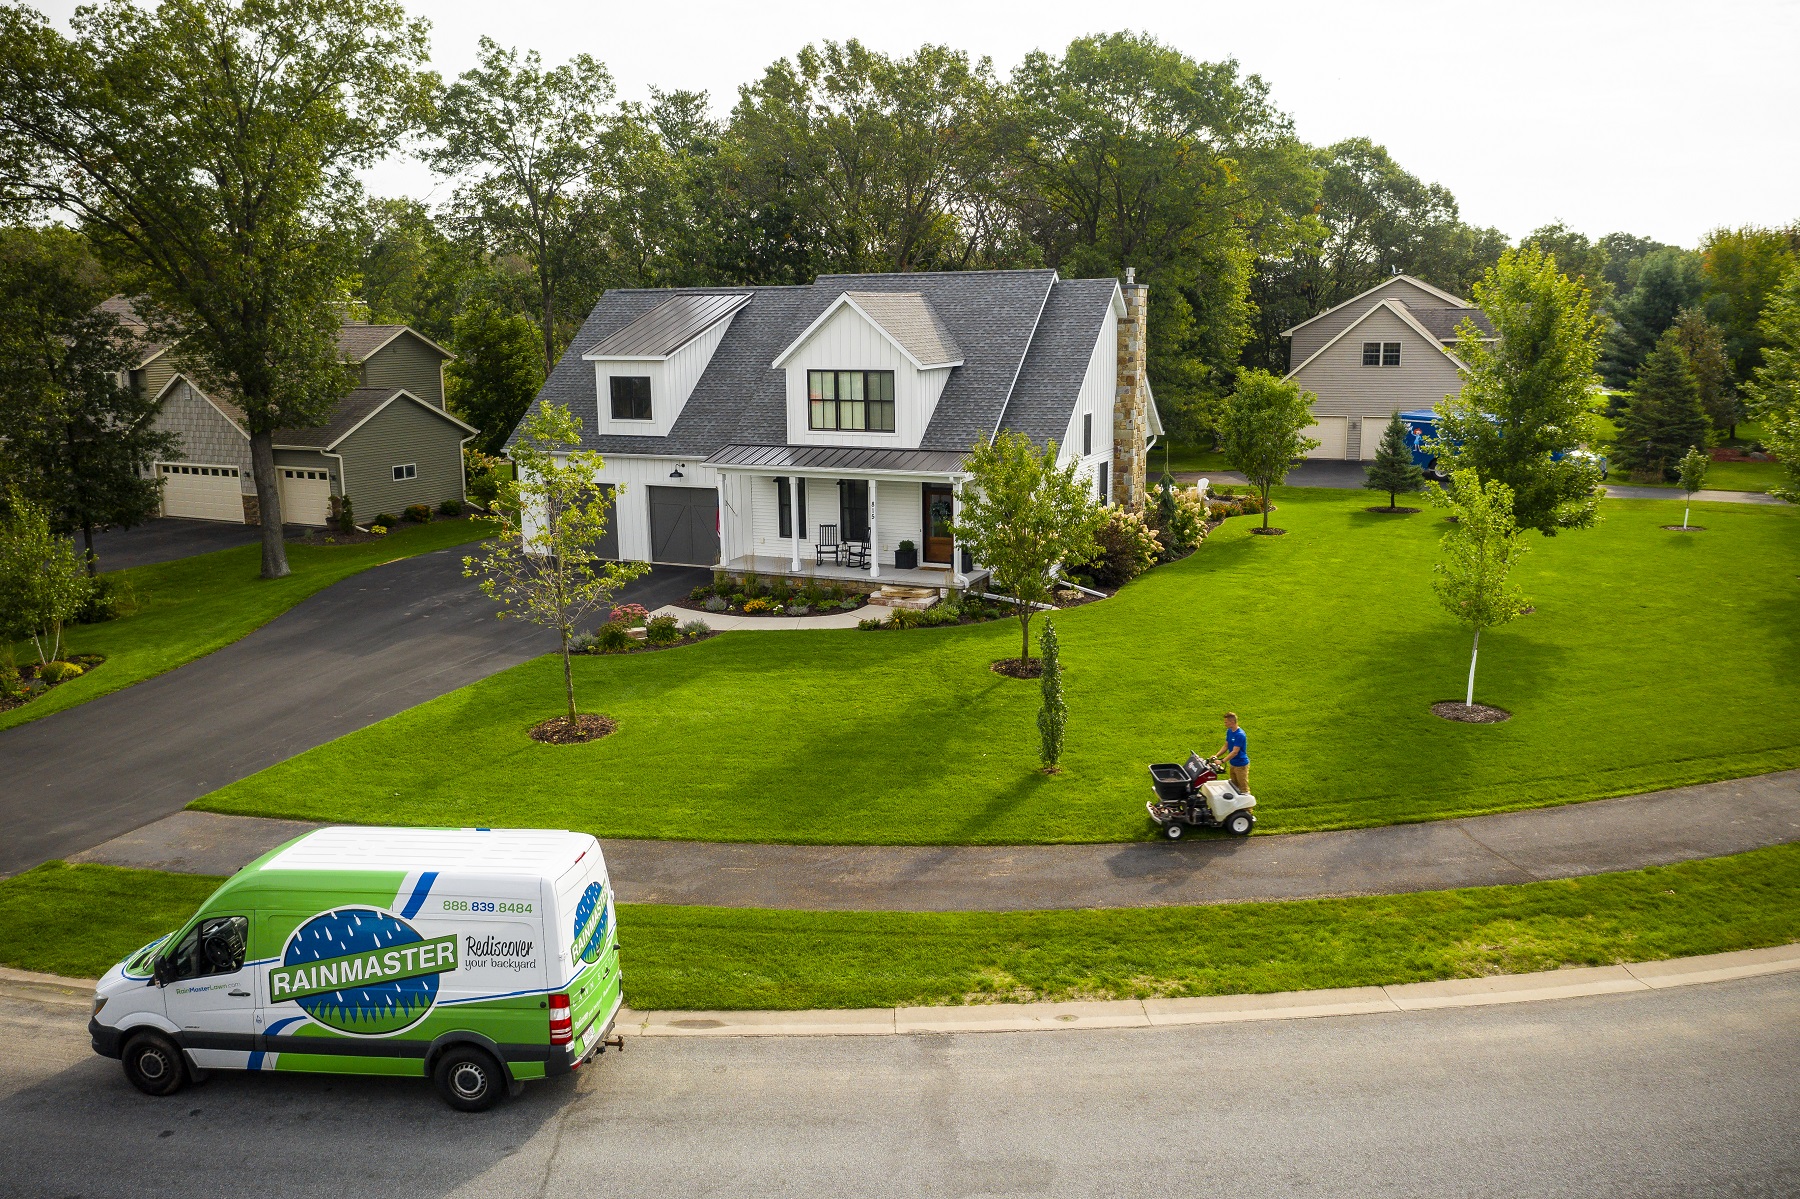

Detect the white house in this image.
[510,269,1162,586]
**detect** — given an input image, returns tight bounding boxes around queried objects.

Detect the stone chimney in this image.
[1112,269,1150,511]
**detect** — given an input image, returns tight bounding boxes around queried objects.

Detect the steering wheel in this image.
[203,922,244,970]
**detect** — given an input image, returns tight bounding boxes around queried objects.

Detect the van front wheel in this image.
[122,1032,188,1097]
[434,1046,505,1112]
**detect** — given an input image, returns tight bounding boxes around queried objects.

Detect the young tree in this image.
[1745,266,1800,503]
[952,431,1105,669]
[1616,329,1710,481]
[0,495,91,666]
[463,403,648,729]
[1036,618,1066,772]
[1365,411,1424,510]
[1434,246,1607,535]
[446,299,545,456]
[1428,470,1530,709]
[0,0,436,580]
[1669,307,1740,438]
[1676,446,1709,530]
[1218,369,1319,530]
[0,229,177,571]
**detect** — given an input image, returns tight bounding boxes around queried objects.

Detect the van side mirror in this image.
[152,956,175,986]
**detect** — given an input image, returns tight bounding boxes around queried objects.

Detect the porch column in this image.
[867,478,880,579]
[789,475,802,572]
[715,474,729,569]
[950,477,966,588]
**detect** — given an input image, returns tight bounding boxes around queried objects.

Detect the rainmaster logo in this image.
[274,908,459,1036]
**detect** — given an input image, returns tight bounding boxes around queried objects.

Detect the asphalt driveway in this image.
[85,518,273,571]
[0,552,707,876]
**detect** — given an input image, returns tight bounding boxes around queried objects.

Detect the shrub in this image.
[609,602,649,627]
[857,616,886,630]
[827,582,845,602]
[689,584,715,602]
[1149,485,1207,554]
[742,571,763,598]
[801,582,826,607]
[403,503,432,523]
[703,595,729,613]
[786,603,810,616]
[681,619,711,638]
[0,663,25,701]
[770,577,791,603]
[898,539,916,552]
[595,621,634,652]
[713,570,731,592]
[742,598,771,613]
[39,660,85,684]
[75,575,135,624]
[570,631,598,654]
[334,495,356,534]
[1086,507,1162,586]
[837,596,861,610]
[372,513,399,529]
[437,498,462,517]
[645,614,680,645]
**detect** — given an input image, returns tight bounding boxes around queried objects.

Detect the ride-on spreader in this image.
[1147,752,1256,838]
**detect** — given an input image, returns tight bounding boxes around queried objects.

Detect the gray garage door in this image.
[648,485,719,566]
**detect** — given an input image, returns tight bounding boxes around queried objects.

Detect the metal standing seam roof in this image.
[585,292,752,358]
[706,443,970,474]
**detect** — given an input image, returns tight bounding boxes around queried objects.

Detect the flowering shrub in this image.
[609,603,649,627]
[1086,507,1163,586]
[742,598,772,613]
[1150,485,1209,555]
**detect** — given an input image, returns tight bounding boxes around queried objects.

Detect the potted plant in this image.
[895,539,918,570]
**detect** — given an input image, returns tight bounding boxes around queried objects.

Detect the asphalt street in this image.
[1,973,1794,1198]
[0,551,707,876]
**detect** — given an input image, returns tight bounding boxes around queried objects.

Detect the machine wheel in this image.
[121,1031,188,1097]
[434,1046,506,1112]
[1224,811,1254,837]
[1163,822,1184,840]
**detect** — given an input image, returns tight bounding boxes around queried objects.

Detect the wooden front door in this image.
[922,485,954,564]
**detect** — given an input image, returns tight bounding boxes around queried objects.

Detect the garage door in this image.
[647,485,718,566]
[159,463,243,523]
[278,467,332,526]
[1307,416,1348,460]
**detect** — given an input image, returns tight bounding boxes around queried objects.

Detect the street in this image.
[3,973,1795,1198]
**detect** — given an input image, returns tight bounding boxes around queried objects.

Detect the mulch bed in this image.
[1365,506,1422,515]
[673,595,868,619]
[578,631,720,655]
[529,713,617,744]
[1249,527,1288,536]
[1661,525,1706,532]
[1,653,107,713]
[1431,701,1512,724]
[990,658,1044,680]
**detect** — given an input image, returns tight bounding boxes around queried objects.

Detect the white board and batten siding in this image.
[782,303,951,449]
[570,454,720,564]
[1061,307,1119,491]
[591,315,736,440]
[1292,306,1464,460]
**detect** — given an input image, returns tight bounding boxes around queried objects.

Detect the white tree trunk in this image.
[1683,502,1690,530]
[1466,626,1481,707]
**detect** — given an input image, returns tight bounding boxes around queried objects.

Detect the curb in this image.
[11,944,1797,1036]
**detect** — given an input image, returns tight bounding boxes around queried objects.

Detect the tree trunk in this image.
[248,430,289,579]
[561,628,577,723]
[1465,625,1481,707]
[1389,488,1397,509]
[1261,483,1271,529]
[82,522,97,577]
[1019,610,1033,668]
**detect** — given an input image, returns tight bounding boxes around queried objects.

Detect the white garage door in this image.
[278,467,332,526]
[159,463,243,523]
[1308,416,1348,460]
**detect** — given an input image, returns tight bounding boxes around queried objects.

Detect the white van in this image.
[88,826,623,1110]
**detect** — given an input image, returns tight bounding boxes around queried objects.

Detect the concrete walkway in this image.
[1601,483,1785,505]
[72,769,1800,910]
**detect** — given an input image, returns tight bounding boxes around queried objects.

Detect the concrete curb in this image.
[12,944,1796,1035]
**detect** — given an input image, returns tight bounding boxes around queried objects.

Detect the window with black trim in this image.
[1097,462,1110,503]
[808,370,895,432]
[1364,341,1401,366]
[1083,413,1093,456]
[777,478,808,539]
[168,915,248,979]
[610,375,652,421]
[392,463,416,481]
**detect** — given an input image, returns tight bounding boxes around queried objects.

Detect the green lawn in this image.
[1,518,493,731]
[193,491,1800,843]
[6,846,1797,1006]
[1593,416,1787,493]
[1155,440,1232,475]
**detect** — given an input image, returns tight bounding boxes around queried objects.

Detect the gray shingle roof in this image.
[336,324,452,362]
[1402,305,1496,342]
[273,386,467,449]
[586,292,751,358]
[840,292,961,366]
[997,277,1119,448]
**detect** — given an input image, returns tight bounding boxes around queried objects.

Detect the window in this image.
[776,478,808,539]
[808,370,895,432]
[610,375,652,421]
[837,479,869,542]
[1097,462,1110,504]
[1083,413,1093,456]
[168,915,247,980]
[1362,341,1381,366]
[1364,341,1400,366]
[392,463,416,481]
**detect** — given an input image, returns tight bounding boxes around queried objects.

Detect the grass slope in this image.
[1,518,492,731]
[194,492,1800,843]
[6,847,1797,1006]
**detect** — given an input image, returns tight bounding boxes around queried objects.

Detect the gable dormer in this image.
[771,291,963,448]
[584,292,750,437]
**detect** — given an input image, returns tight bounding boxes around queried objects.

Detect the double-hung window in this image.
[1363,341,1401,367]
[610,375,652,420]
[776,478,808,539]
[808,370,895,432]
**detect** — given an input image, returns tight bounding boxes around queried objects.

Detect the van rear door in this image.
[552,839,620,1054]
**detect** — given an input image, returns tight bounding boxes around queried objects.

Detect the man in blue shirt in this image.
[1214,711,1249,794]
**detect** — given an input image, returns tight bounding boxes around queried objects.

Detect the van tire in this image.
[434,1046,505,1112]
[122,1032,188,1097]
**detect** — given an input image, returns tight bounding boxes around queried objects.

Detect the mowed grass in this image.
[1,518,493,731]
[193,491,1800,843]
[5,847,1797,1006]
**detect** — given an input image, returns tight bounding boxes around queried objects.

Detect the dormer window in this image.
[610,376,652,420]
[808,370,895,432]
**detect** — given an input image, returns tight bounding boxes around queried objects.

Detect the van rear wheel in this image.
[434,1046,505,1112]
[122,1032,188,1097]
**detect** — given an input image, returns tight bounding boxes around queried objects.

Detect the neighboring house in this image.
[109,299,476,525]
[1282,275,1495,461]
[509,268,1162,584]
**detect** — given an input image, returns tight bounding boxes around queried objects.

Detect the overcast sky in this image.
[41,0,1800,247]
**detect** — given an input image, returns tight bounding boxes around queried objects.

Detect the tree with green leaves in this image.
[0,0,435,580]
[0,228,177,570]
[1599,247,1706,388]
[1676,446,1708,530]
[1745,265,1800,503]
[1669,307,1739,438]
[1520,223,1615,314]
[1702,225,1800,389]
[1428,469,1530,709]
[952,431,1105,669]
[1218,369,1319,530]
[1365,411,1424,510]
[1616,329,1710,481]
[446,299,544,456]
[356,198,490,346]
[463,403,648,729]
[0,493,91,666]
[1434,246,1607,535]
[1037,618,1066,772]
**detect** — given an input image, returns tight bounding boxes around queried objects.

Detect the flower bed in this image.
[0,653,106,713]
[677,577,869,619]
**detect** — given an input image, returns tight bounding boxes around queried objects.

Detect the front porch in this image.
[720,553,989,593]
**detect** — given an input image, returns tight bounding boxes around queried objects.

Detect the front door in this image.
[922,485,954,564]
[160,913,258,1069]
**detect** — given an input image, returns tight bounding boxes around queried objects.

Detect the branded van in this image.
[87,826,622,1111]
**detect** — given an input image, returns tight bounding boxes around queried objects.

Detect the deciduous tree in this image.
[1428,469,1530,708]
[1668,307,1739,438]
[1676,445,1708,529]
[1745,266,1800,503]
[1702,224,1800,388]
[1218,369,1318,530]
[0,494,91,665]
[446,299,544,456]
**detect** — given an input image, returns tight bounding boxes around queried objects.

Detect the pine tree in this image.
[1669,308,1740,438]
[1365,411,1424,509]
[1037,619,1066,771]
[1617,329,1711,480]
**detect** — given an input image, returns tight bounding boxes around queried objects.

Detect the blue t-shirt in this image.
[1226,726,1248,766]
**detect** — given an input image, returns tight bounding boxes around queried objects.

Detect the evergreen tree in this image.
[1616,329,1711,481]
[1598,248,1705,388]
[1745,266,1800,503]
[1037,618,1066,771]
[1669,308,1739,438]
[1365,411,1424,509]
[446,299,545,455]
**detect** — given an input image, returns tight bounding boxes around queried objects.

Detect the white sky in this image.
[40,0,1800,247]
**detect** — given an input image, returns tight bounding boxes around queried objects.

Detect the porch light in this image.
[669,464,685,478]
